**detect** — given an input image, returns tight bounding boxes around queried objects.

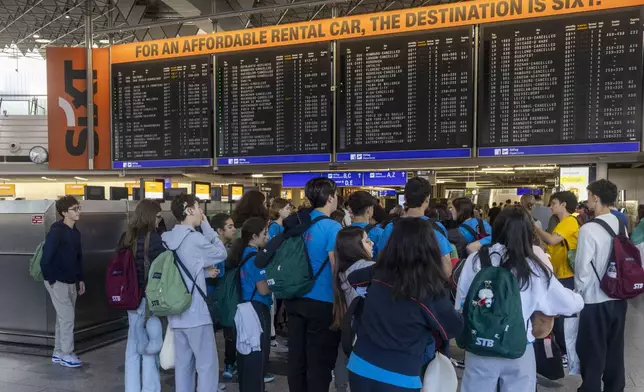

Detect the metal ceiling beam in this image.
[95,0,349,35]
[0,0,45,35]
[15,1,84,44]
[40,5,115,47]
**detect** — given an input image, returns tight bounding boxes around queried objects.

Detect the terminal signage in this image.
[282,173,323,188]
[324,172,363,187]
[364,171,407,187]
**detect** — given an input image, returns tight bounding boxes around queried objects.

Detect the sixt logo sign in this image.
[58,60,101,158]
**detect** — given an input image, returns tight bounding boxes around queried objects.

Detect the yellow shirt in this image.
[547,215,580,279]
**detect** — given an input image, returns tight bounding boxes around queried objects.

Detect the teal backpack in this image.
[256,215,331,300]
[29,241,45,282]
[216,251,257,328]
[456,246,527,359]
[146,244,207,317]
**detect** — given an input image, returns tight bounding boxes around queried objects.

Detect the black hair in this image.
[55,195,79,217]
[427,203,452,224]
[534,195,543,202]
[232,190,268,228]
[332,226,372,329]
[375,218,448,301]
[492,202,497,207]
[486,206,552,290]
[330,210,346,225]
[587,179,618,206]
[404,177,431,209]
[452,196,474,224]
[228,217,267,268]
[210,213,231,232]
[372,204,388,224]
[170,193,199,222]
[550,191,578,214]
[305,177,337,209]
[506,199,512,205]
[347,191,377,217]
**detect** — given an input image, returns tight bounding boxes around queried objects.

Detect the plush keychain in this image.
[474,281,494,308]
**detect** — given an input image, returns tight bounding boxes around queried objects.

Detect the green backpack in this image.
[215,251,257,328]
[146,246,207,317]
[456,246,527,359]
[29,241,45,282]
[257,215,331,300]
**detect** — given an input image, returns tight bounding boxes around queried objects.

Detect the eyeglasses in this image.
[68,206,82,212]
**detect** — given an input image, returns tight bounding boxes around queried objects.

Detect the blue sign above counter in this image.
[364,171,407,187]
[324,172,363,187]
[113,158,213,169]
[478,142,640,157]
[282,173,322,188]
[335,148,471,162]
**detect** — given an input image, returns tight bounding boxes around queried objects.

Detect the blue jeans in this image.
[125,299,161,392]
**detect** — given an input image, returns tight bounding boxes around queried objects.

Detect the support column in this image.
[596,163,608,181]
[85,3,95,170]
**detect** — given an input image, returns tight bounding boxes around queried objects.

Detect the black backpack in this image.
[449,219,488,260]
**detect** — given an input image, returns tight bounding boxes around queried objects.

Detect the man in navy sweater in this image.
[41,196,85,368]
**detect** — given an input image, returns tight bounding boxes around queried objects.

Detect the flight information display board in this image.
[478,9,643,157]
[216,43,332,166]
[111,56,213,168]
[336,28,474,162]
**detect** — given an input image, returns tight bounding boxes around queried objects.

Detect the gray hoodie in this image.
[162,220,228,329]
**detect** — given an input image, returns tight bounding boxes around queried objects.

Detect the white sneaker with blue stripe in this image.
[51,352,62,364]
[59,354,82,368]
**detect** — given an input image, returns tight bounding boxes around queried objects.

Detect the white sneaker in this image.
[59,354,82,368]
[218,383,226,391]
[52,351,62,364]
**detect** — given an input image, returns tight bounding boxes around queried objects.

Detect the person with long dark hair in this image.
[232,190,269,229]
[332,226,375,392]
[347,218,463,391]
[457,207,583,391]
[451,196,492,244]
[120,200,166,392]
[230,217,272,392]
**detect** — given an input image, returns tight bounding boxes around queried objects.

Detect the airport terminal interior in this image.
[4,0,644,390]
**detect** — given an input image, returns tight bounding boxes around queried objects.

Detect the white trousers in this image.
[174,325,220,392]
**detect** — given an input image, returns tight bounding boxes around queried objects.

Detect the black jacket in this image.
[41,221,83,285]
[133,232,165,291]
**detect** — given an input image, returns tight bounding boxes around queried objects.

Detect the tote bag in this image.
[422,352,457,392]
[159,325,175,370]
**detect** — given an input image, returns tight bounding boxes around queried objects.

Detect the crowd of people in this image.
[37,175,638,392]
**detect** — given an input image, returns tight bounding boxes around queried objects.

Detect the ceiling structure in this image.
[0,0,464,58]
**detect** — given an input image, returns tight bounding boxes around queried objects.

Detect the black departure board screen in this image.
[479,9,643,156]
[215,44,332,166]
[111,56,213,169]
[336,28,474,162]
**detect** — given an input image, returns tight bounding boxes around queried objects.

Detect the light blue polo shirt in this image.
[378,216,452,257]
[240,247,272,306]
[459,218,492,244]
[351,221,384,259]
[303,210,342,303]
[268,221,284,241]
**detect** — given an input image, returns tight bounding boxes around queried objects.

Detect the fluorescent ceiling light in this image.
[98,39,110,44]
[515,166,558,171]
[480,169,515,174]
[32,34,40,38]
[74,176,88,181]
[481,167,514,172]
[41,176,56,181]
[0,178,10,181]
[251,174,264,178]
[65,15,70,19]
[35,38,51,43]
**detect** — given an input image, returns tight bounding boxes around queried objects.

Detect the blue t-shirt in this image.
[378,216,452,257]
[267,221,284,241]
[478,236,493,246]
[459,218,492,244]
[611,209,628,228]
[240,247,272,306]
[351,221,385,258]
[303,210,343,303]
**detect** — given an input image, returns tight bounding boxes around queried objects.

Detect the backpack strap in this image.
[478,245,493,268]
[342,295,365,357]
[143,232,151,319]
[588,218,622,283]
[477,218,488,236]
[164,239,208,302]
[460,223,478,239]
[364,224,376,234]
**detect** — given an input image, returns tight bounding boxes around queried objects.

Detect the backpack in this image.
[257,215,331,300]
[456,246,527,359]
[462,218,488,241]
[29,241,45,282]
[215,251,257,328]
[106,248,140,310]
[449,219,488,260]
[590,219,644,300]
[146,244,207,316]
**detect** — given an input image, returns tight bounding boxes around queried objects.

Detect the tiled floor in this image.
[3,296,644,392]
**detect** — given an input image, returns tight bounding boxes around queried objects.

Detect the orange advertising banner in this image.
[46,47,111,169]
[111,0,644,63]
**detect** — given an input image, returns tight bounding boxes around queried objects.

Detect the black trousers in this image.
[577,300,627,392]
[224,326,237,366]
[553,277,575,355]
[238,301,271,392]
[349,372,420,392]
[286,298,341,392]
